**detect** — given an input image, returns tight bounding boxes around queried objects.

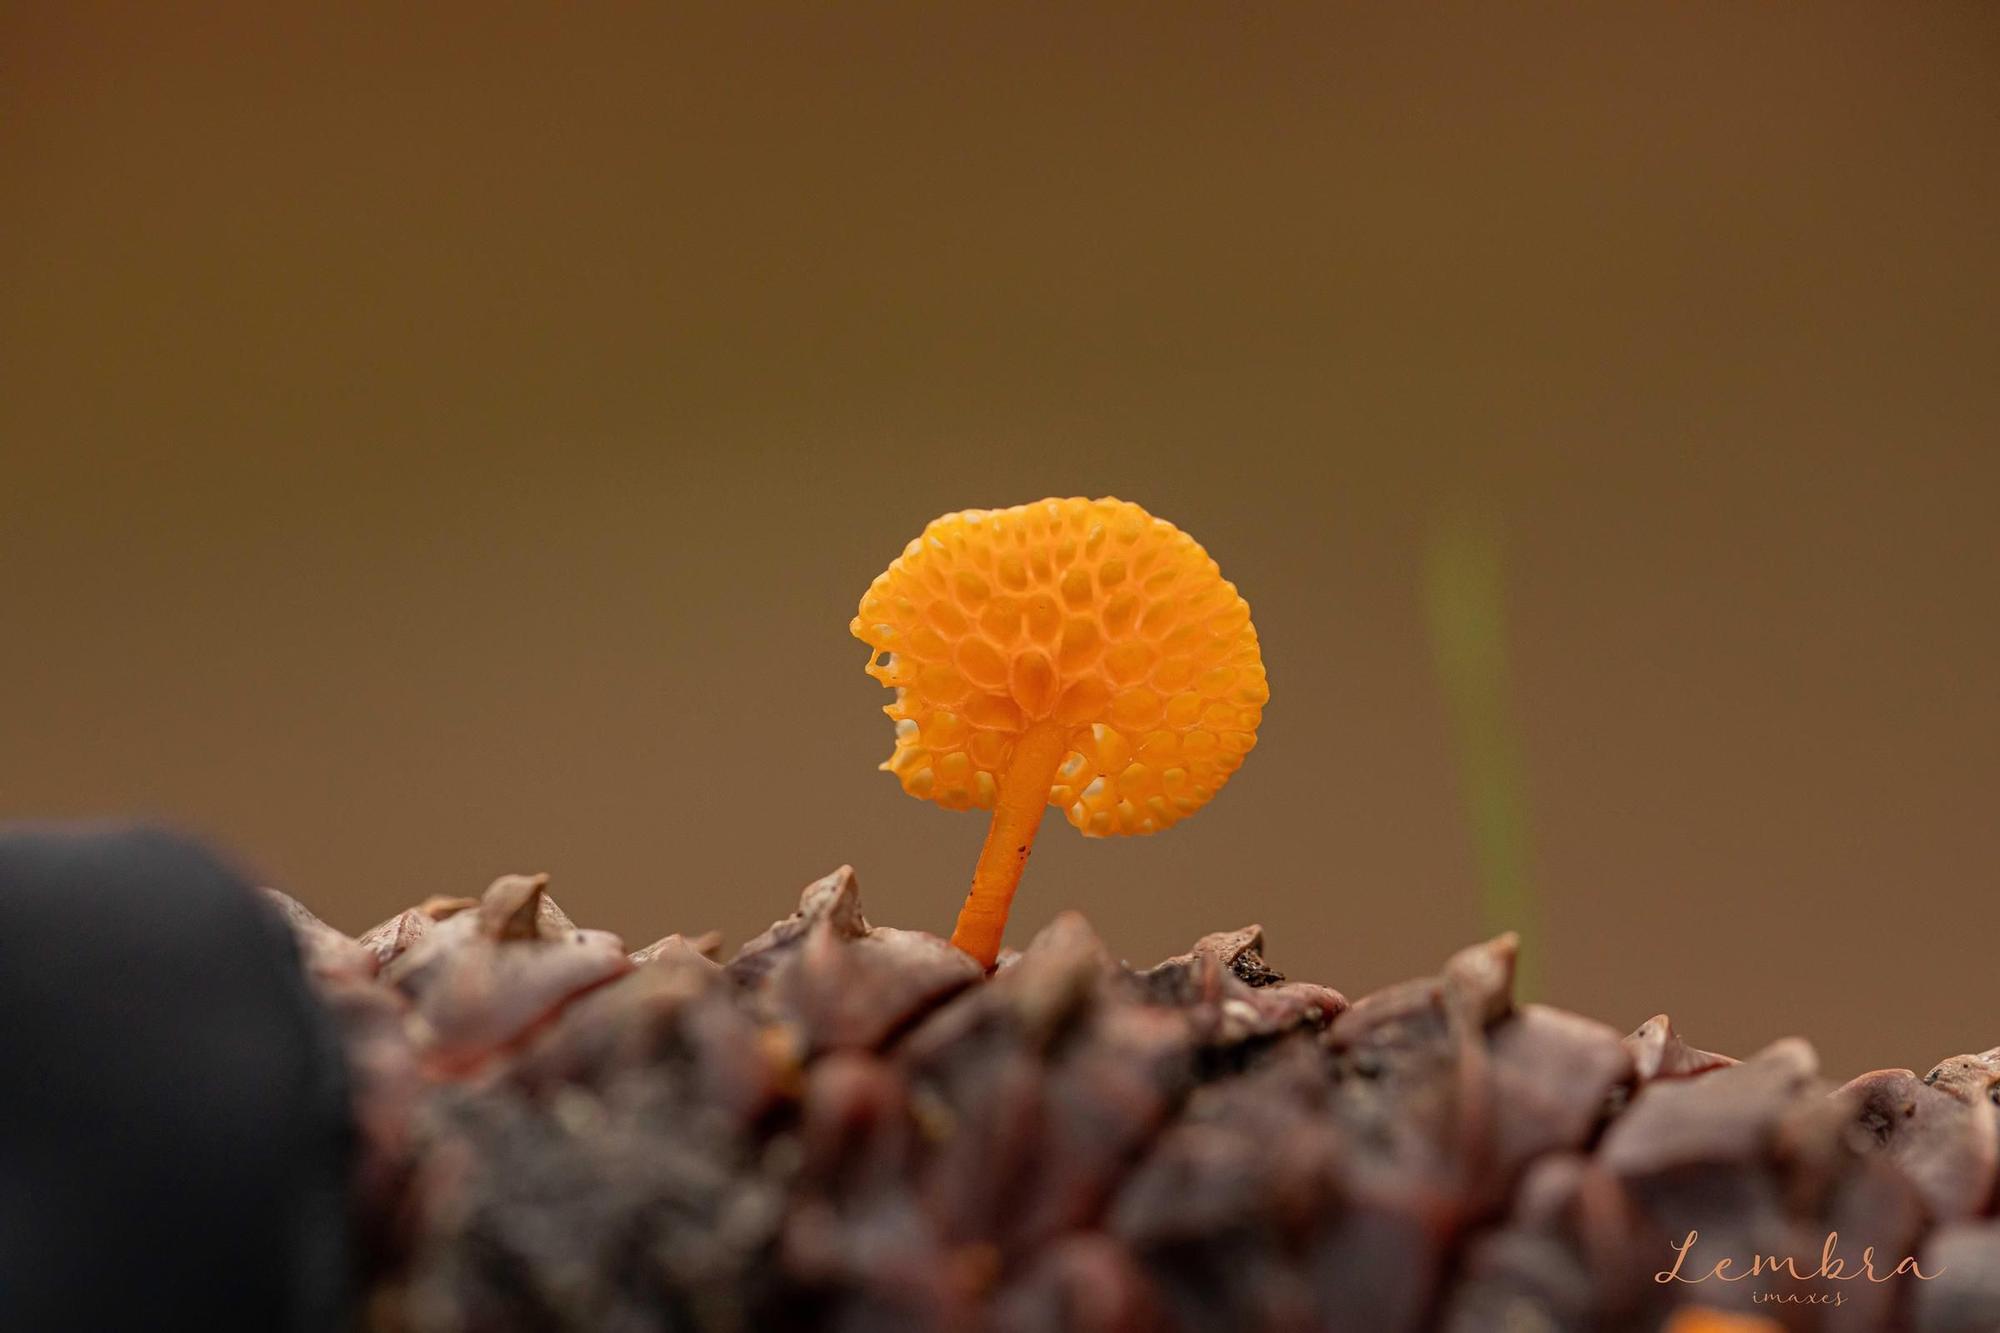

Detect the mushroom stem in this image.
[949,719,1071,970]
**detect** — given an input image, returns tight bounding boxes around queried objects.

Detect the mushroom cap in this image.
[852,497,1267,837]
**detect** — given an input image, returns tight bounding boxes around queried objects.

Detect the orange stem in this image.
[949,720,1070,969]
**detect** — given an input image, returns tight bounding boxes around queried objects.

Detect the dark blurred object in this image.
[0,825,351,1332]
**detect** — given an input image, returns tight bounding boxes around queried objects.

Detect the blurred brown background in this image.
[4,5,1994,1077]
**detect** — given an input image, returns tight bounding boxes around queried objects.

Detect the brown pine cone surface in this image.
[264,873,2000,1333]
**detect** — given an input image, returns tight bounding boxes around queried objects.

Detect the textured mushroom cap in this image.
[852,497,1267,837]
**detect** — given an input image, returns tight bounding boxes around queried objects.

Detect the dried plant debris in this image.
[261,873,2000,1333]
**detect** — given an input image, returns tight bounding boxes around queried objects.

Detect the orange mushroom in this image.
[852,497,1268,969]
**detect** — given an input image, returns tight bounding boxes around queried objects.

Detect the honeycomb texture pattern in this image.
[852,497,1267,837]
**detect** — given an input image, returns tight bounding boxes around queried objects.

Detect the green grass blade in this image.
[1423,504,1543,1000]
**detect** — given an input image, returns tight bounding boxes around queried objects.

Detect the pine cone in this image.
[263,873,1998,1332]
